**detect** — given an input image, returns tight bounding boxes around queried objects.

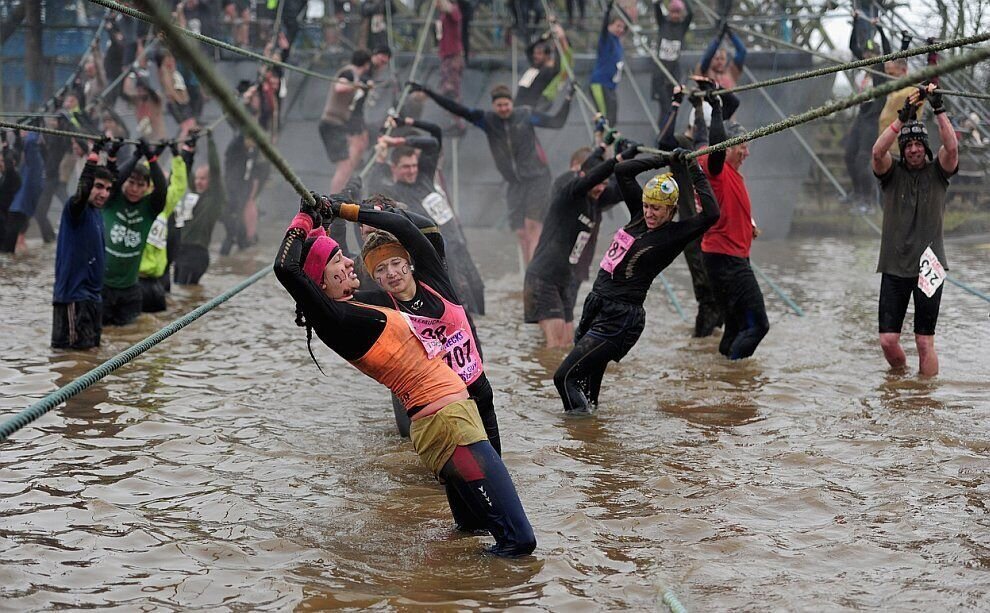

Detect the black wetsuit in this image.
[553,154,719,413]
[524,154,620,324]
[352,208,500,455]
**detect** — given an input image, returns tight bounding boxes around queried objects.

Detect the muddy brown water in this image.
[1,225,989,611]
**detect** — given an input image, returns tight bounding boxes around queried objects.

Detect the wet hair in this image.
[296,237,326,375]
[490,84,513,101]
[570,146,593,169]
[390,145,418,166]
[92,166,115,182]
[363,193,399,211]
[129,163,151,182]
[351,48,372,68]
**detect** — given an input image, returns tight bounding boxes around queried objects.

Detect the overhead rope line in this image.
[713,32,990,96]
[359,0,439,179]
[0,267,271,443]
[933,88,990,102]
[85,0,346,85]
[0,118,176,147]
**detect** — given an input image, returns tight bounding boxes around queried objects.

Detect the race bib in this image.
[599,228,635,275]
[371,14,386,33]
[518,67,540,88]
[421,191,454,225]
[174,192,199,228]
[657,38,681,62]
[568,230,591,265]
[146,217,168,250]
[918,246,946,298]
[401,312,478,382]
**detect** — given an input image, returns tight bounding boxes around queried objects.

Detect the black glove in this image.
[603,128,619,146]
[900,30,912,50]
[136,138,151,159]
[169,140,180,157]
[670,147,690,166]
[928,88,945,114]
[898,97,918,123]
[689,90,704,108]
[300,193,322,227]
[648,153,670,169]
[671,88,684,106]
[106,137,126,158]
[150,142,169,161]
[91,136,110,154]
[618,142,640,159]
[75,160,97,202]
[405,80,426,93]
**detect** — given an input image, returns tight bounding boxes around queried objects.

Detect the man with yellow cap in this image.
[553,148,719,415]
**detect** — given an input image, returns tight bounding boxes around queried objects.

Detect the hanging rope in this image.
[934,88,990,102]
[359,0,439,179]
[713,32,990,96]
[85,0,345,85]
[0,267,270,443]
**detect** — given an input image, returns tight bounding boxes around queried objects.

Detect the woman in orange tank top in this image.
[273,196,535,557]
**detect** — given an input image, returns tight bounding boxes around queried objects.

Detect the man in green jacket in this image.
[102,140,168,325]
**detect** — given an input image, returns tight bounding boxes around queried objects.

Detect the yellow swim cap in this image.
[642,172,679,207]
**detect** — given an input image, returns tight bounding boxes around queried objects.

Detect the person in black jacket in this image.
[553,149,719,415]
[409,80,573,264]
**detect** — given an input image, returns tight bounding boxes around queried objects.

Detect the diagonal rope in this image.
[0,267,271,443]
[537,0,604,127]
[86,0,345,84]
[714,32,990,96]
[933,88,990,101]
[359,0,439,179]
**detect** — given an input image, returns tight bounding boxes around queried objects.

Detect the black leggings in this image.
[703,252,770,360]
[440,441,536,557]
[553,333,621,414]
[393,374,502,454]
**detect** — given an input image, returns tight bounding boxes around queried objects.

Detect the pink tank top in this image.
[391,282,484,385]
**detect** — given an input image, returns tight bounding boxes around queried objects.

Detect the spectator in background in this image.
[364,46,400,133]
[359,0,391,51]
[437,0,466,132]
[0,134,23,246]
[589,0,626,126]
[122,70,166,140]
[515,19,570,113]
[651,0,693,123]
[157,49,198,136]
[223,0,251,47]
[1,132,44,254]
[320,49,373,195]
[175,132,226,285]
[697,21,746,89]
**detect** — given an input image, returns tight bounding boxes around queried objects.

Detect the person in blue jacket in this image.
[589,0,626,126]
[1,131,44,254]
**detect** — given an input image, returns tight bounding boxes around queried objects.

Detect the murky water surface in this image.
[2,227,989,611]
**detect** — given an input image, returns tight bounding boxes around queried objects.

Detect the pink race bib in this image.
[599,228,635,275]
[401,312,479,383]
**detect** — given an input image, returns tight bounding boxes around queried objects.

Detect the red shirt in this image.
[438,4,463,58]
[699,154,753,258]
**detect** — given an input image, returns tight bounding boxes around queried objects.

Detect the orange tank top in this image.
[351,303,466,410]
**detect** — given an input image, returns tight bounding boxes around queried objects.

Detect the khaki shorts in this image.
[409,399,488,476]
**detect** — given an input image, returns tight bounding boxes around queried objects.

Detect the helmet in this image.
[642,172,679,207]
[898,120,933,161]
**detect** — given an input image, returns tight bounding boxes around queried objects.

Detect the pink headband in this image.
[302,234,341,286]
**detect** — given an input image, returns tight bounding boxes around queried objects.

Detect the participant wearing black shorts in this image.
[524,150,624,347]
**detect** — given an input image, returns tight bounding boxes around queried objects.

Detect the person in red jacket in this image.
[698,95,769,360]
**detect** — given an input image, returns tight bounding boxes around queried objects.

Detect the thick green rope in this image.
[85,0,342,84]
[0,118,167,146]
[934,88,990,101]
[0,267,271,443]
[131,0,314,205]
[715,32,990,96]
[662,587,688,613]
